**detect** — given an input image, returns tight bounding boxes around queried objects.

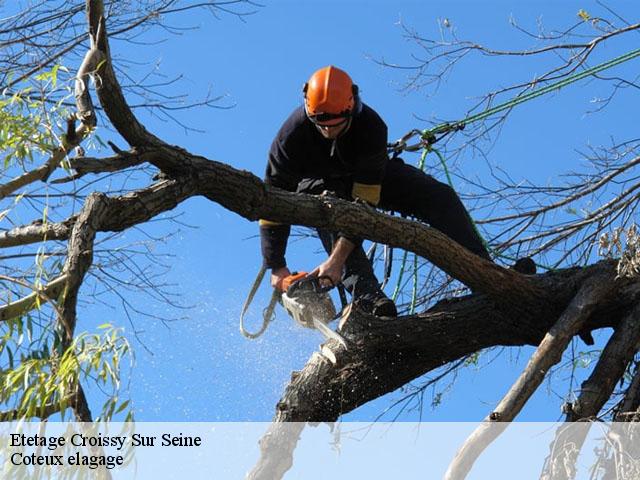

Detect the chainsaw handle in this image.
[312,275,336,293]
[277,271,308,292]
[287,274,335,295]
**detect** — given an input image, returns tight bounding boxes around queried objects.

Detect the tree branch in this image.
[88,0,165,147]
[247,262,639,479]
[444,271,616,480]
[0,274,68,322]
[541,301,640,480]
[59,191,109,344]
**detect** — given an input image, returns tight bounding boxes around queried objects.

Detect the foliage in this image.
[0,65,134,422]
[0,65,71,168]
[0,322,132,421]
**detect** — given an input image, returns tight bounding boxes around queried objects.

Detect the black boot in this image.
[355,290,397,318]
[510,257,536,275]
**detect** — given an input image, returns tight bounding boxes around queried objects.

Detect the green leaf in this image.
[578,9,590,21]
[7,346,14,369]
[115,399,130,415]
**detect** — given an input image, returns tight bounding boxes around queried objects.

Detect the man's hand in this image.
[271,266,292,291]
[309,237,355,288]
[309,257,344,288]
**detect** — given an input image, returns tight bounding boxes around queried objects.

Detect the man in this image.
[260,66,490,317]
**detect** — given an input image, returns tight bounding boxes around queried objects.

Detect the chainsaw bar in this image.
[312,318,348,349]
[281,275,348,349]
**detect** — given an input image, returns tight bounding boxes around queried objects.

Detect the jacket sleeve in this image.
[259,135,302,269]
[351,114,388,206]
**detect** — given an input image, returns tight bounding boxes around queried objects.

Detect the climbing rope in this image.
[391,46,640,155]
[386,47,640,307]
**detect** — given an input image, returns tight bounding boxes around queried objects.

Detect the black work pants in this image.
[296,157,490,299]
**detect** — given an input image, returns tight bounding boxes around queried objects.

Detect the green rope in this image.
[432,147,454,191]
[421,49,640,268]
[410,252,418,314]
[422,47,640,140]
[390,48,640,302]
[391,249,409,302]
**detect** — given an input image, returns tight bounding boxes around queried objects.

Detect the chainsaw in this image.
[240,267,348,348]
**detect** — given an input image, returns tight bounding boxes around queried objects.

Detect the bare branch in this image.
[88,1,166,147]
[541,301,640,480]
[444,271,616,480]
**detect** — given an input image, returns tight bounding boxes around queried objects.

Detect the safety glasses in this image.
[307,112,351,127]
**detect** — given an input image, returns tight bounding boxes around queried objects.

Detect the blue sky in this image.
[66,1,639,421]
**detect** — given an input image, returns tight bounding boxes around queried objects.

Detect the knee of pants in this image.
[413,182,460,222]
[431,182,458,204]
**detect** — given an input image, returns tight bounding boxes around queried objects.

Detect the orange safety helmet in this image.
[303,66,360,126]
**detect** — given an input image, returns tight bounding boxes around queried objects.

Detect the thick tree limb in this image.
[136,144,541,301]
[59,191,109,345]
[270,262,635,425]
[1,142,538,302]
[57,193,109,423]
[541,301,640,480]
[247,263,638,479]
[444,271,616,480]
[87,1,164,148]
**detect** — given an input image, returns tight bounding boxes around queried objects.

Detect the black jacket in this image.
[260,103,389,269]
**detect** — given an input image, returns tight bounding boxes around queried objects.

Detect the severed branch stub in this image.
[74,12,105,131]
[444,271,616,480]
